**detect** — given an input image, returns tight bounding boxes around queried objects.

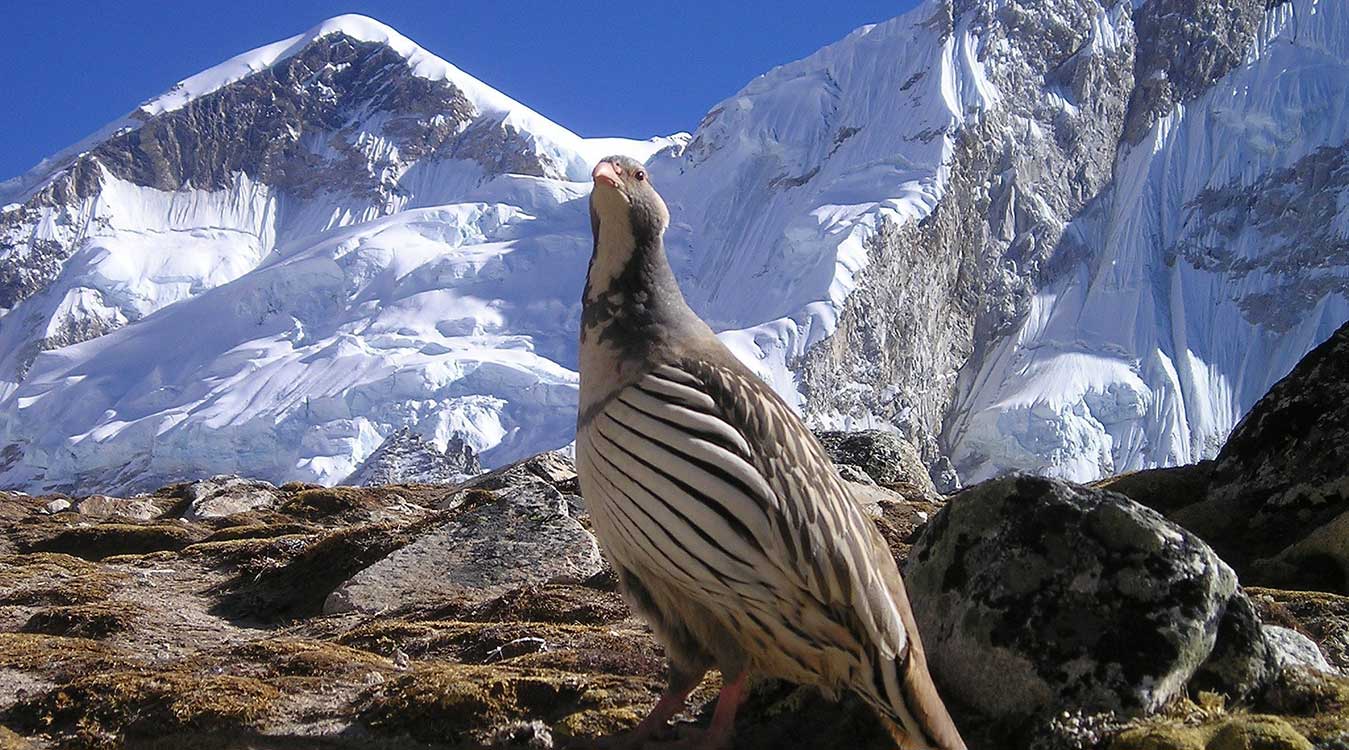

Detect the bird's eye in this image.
[635,170,647,181]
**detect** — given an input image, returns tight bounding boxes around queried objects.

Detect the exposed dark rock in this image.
[1171,321,1349,593]
[1190,591,1277,701]
[1173,147,1349,331]
[906,476,1242,722]
[1123,0,1268,143]
[1093,461,1215,517]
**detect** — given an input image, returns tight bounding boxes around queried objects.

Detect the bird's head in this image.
[589,155,669,246]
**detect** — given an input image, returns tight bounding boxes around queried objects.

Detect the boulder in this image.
[462,452,577,493]
[325,478,603,615]
[815,430,940,500]
[1171,321,1349,593]
[70,495,159,521]
[179,476,277,521]
[929,455,961,495]
[905,475,1244,720]
[835,464,877,485]
[1264,626,1338,676]
[1190,590,1277,701]
[453,451,583,517]
[343,428,482,486]
[1247,587,1349,673]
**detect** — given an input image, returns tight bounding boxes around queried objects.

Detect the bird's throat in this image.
[579,217,701,414]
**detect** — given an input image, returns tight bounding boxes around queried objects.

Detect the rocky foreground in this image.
[1,326,1347,750]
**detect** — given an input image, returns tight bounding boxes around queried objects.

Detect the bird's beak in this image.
[592,161,622,190]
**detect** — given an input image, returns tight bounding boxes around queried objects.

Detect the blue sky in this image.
[1,1,920,181]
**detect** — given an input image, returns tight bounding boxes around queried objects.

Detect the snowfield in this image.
[0,0,1346,492]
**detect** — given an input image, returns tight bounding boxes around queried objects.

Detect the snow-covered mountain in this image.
[0,15,680,492]
[1,0,1346,493]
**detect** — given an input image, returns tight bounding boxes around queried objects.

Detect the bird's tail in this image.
[858,645,967,750]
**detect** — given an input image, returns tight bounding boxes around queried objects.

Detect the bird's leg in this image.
[699,670,749,749]
[592,664,706,749]
[659,670,749,750]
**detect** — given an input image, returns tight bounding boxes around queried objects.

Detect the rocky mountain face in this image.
[343,428,481,486]
[0,1,1346,493]
[774,0,1349,484]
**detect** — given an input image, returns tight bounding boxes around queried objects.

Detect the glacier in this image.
[0,0,1346,493]
[945,0,1349,482]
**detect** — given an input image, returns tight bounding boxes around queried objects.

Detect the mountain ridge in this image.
[0,0,1345,493]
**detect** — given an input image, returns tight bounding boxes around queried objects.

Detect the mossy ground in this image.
[6,671,283,750]
[1107,671,1349,750]
[18,522,203,560]
[358,663,659,746]
[339,618,666,677]
[0,553,124,606]
[0,484,1345,750]
[20,601,138,638]
[0,633,136,678]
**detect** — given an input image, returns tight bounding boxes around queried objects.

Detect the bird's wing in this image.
[589,357,910,661]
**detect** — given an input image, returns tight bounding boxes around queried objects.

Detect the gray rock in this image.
[485,719,555,749]
[1190,591,1276,701]
[831,453,921,518]
[847,482,909,519]
[324,477,602,614]
[343,427,481,486]
[1264,625,1339,676]
[41,498,70,514]
[836,464,876,485]
[460,451,578,494]
[180,475,277,521]
[72,494,159,521]
[814,430,939,500]
[929,456,961,495]
[905,475,1239,720]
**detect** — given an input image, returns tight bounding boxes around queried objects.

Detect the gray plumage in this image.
[577,156,965,750]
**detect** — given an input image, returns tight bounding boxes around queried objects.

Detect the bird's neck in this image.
[579,223,705,411]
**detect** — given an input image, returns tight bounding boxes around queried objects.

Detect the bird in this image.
[575,155,966,750]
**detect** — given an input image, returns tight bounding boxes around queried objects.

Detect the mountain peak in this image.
[137,13,485,119]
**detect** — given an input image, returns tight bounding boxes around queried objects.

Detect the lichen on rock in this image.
[905,476,1245,721]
